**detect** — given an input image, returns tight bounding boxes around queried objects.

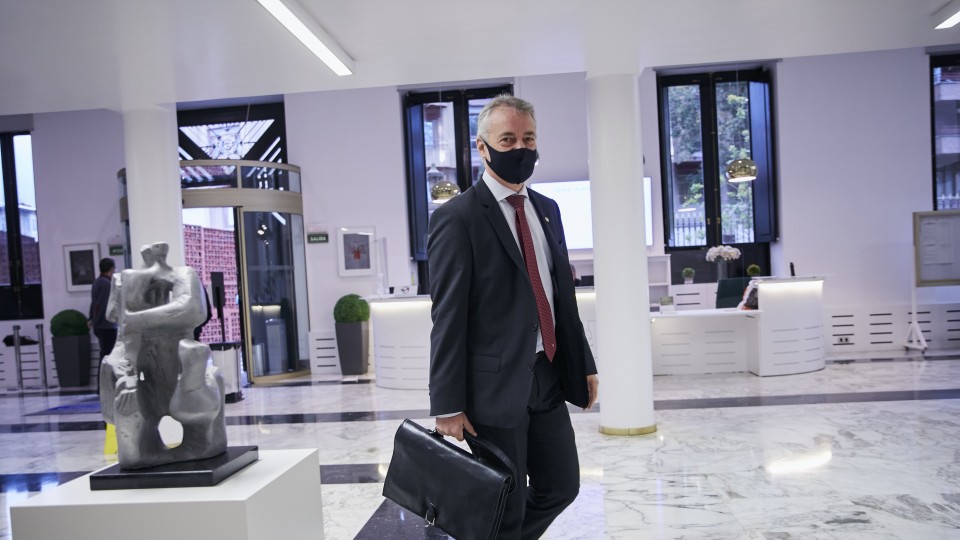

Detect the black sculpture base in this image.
[89,445,259,491]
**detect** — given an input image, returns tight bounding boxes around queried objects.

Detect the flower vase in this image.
[716,260,728,280]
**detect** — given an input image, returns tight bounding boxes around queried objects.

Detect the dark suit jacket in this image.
[427,179,597,428]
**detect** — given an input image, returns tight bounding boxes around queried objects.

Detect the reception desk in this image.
[750,277,826,376]
[368,296,433,389]
[368,277,824,387]
[650,277,825,376]
[367,291,597,390]
[651,308,758,375]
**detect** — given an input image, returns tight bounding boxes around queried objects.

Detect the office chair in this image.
[715,277,751,308]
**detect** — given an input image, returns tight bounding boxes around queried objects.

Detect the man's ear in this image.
[476,137,487,159]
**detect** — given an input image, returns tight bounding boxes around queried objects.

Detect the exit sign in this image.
[307,232,329,244]
[108,245,125,256]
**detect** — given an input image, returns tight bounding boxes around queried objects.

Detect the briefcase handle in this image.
[461,431,519,494]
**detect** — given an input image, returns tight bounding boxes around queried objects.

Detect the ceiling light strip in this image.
[256,0,354,76]
[934,0,960,29]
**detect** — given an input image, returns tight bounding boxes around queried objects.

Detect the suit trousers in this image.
[473,352,581,540]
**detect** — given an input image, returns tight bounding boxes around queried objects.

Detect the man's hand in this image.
[435,412,477,442]
[584,374,599,410]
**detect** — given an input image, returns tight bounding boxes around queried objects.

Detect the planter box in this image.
[52,335,91,387]
[335,321,369,375]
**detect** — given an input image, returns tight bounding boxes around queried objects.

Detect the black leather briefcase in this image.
[383,419,518,540]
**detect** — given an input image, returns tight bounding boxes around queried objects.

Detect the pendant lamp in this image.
[725,158,758,182]
[428,164,459,203]
[725,69,758,183]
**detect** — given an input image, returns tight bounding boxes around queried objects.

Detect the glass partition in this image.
[242,210,307,377]
[240,164,300,192]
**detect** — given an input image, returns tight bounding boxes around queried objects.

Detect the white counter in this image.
[651,308,759,375]
[751,277,826,376]
[368,290,598,390]
[368,278,824,387]
[367,295,433,389]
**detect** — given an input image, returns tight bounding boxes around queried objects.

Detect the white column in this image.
[588,74,656,435]
[123,106,184,267]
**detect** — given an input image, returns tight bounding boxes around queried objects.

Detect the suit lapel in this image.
[475,180,526,274]
[528,190,562,265]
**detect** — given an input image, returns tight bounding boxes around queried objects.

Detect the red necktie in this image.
[506,194,556,361]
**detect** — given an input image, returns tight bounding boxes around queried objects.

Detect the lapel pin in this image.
[544,217,550,222]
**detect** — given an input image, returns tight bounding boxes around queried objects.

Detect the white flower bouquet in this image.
[705,245,741,262]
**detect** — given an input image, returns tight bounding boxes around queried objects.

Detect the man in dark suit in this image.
[428,94,599,539]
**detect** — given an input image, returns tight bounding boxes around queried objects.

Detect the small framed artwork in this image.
[337,226,375,277]
[64,243,100,292]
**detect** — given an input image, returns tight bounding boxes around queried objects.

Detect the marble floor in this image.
[1,358,960,539]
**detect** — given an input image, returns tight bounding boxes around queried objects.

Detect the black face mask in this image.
[482,139,539,185]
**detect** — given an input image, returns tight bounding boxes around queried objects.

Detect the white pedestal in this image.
[11,449,323,540]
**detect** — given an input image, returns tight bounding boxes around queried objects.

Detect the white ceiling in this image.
[1,0,959,115]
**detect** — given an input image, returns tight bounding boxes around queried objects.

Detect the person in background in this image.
[89,257,118,366]
[428,94,598,539]
[194,283,213,342]
[737,278,759,310]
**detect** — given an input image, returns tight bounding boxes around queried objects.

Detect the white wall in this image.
[774,47,960,308]
[30,109,125,329]
[517,72,590,183]
[9,46,960,351]
[520,73,592,275]
[285,87,412,333]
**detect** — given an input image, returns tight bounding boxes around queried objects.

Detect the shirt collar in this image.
[482,170,528,203]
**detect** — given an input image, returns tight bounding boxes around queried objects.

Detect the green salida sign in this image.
[307,232,329,244]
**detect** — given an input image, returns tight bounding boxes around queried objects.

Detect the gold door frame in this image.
[119,161,311,384]
[180,161,308,384]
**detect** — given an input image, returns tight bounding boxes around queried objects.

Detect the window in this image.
[932,54,960,210]
[0,132,42,320]
[402,85,512,284]
[657,69,776,281]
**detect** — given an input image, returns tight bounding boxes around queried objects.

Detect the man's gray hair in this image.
[476,94,536,141]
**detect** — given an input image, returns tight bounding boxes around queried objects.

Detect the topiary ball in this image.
[333,294,370,323]
[50,309,90,337]
[746,264,762,277]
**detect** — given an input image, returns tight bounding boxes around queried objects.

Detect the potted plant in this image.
[333,294,370,375]
[747,264,762,277]
[50,308,92,387]
[681,267,695,284]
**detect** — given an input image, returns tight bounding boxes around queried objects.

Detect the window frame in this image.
[0,131,43,320]
[656,69,777,282]
[402,85,512,274]
[930,53,960,211]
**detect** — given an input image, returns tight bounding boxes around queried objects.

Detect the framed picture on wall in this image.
[337,226,375,277]
[63,243,100,292]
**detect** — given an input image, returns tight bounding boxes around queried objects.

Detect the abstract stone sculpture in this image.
[99,242,227,469]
